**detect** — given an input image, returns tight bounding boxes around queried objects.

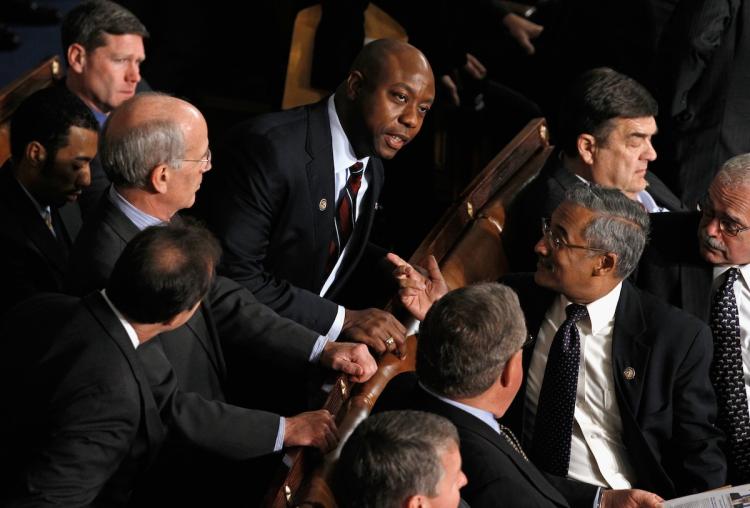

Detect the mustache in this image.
[700,230,727,252]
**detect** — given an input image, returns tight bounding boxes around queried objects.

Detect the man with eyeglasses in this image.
[389,184,725,505]
[637,153,750,484]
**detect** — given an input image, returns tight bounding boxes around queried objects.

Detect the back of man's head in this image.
[564,183,650,278]
[334,410,460,508]
[99,92,187,188]
[61,0,148,53]
[106,219,221,324]
[417,283,526,399]
[10,86,98,165]
[558,67,658,157]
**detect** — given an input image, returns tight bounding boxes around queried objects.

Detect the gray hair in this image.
[334,410,458,508]
[565,183,649,278]
[62,0,148,52]
[100,94,185,188]
[715,154,750,188]
[417,282,527,399]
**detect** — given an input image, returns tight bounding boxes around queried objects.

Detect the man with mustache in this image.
[638,153,750,484]
[0,85,98,313]
[390,184,725,504]
[201,39,435,355]
[504,67,685,272]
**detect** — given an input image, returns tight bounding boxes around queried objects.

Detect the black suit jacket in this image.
[66,192,322,503]
[502,274,726,498]
[503,153,685,272]
[0,164,82,312]
[376,374,570,508]
[202,99,385,335]
[0,292,165,507]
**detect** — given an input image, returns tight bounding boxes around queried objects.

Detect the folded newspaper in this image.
[663,484,750,508]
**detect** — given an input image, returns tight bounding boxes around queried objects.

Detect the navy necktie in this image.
[710,267,750,482]
[531,303,588,476]
[325,161,364,276]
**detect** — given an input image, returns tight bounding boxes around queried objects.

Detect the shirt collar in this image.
[559,282,622,336]
[100,289,140,350]
[15,177,51,218]
[713,264,750,290]
[419,381,501,434]
[327,95,369,175]
[108,186,164,231]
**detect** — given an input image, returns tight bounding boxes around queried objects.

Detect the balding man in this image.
[202,39,436,354]
[638,153,750,484]
[68,92,376,506]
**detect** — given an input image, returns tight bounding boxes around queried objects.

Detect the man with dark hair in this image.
[62,0,149,215]
[504,67,684,272]
[201,39,435,355]
[334,410,467,508]
[68,92,376,506]
[0,222,216,507]
[0,85,98,312]
[390,185,725,504]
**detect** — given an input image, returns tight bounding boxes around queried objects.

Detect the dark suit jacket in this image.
[202,99,385,335]
[502,274,726,498]
[376,374,570,508]
[0,164,82,312]
[0,292,165,507]
[503,153,685,272]
[66,193,322,504]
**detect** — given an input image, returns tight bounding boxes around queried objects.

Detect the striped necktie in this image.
[325,161,365,276]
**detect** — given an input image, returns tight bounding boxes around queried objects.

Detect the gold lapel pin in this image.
[623,367,636,381]
[319,198,327,211]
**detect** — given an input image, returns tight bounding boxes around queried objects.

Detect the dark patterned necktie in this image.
[531,303,588,476]
[710,267,750,482]
[325,161,364,276]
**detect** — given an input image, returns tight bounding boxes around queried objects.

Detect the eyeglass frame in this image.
[540,217,609,253]
[698,195,750,237]
[180,147,212,166]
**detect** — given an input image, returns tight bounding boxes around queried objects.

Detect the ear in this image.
[149,164,171,194]
[24,141,47,168]
[67,43,87,73]
[345,70,365,101]
[577,133,597,166]
[592,252,618,277]
[405,495,424,508]
[500,349,523,388]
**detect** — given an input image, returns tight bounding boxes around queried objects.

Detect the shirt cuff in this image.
[326,305,346,340]
[309,335,332,363]
[594,488,604,508]
[274,417,286,452]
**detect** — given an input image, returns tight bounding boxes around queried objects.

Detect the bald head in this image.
[101,92,207,188]
[335,39,435,160]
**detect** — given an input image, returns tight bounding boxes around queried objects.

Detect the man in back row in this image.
[390,185,725,503]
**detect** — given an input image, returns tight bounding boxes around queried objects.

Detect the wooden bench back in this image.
[263,118,552,508]
[0,56,64,165]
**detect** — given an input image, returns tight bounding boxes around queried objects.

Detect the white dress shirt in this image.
[525,282,636,488]
[319,95,371,339]
[712,264,750,417]
[100,289,140,350]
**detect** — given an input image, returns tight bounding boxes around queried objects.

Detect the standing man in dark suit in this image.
[333,410,468,508]
[62,0,148,217]
[202,39,435,354]
[0,85,98,313]
[504,67,685,272]
[67,92,376,506]
[0,222,220,507]
[390,185,726,502]
[637,154,750,484]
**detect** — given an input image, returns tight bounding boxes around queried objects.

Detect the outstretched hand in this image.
[387,253,449,321]
[502,13,543,55]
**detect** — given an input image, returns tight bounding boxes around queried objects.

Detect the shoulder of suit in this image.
[626,281,709,333]
[230,103,317,142]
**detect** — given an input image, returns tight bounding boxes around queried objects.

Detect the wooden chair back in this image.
[281,4,407,110]
[263,118,552,508]
[0,56,64,165]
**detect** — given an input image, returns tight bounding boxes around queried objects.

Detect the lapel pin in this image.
[623,367,636,381]
[319,198,327,211]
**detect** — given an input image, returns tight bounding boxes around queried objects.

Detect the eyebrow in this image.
[392,82,434,104]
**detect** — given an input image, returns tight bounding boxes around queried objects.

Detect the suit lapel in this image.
[682,264,713,321]
[304,100,337,290]
[83,292,165,464]
[57,201,83,246]
[611,281,651,419]
[645,172,686,211]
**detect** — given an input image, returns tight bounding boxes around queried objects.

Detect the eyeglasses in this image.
[698,196,750,237]
[541,217,609,253]
[180,148,211,167]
